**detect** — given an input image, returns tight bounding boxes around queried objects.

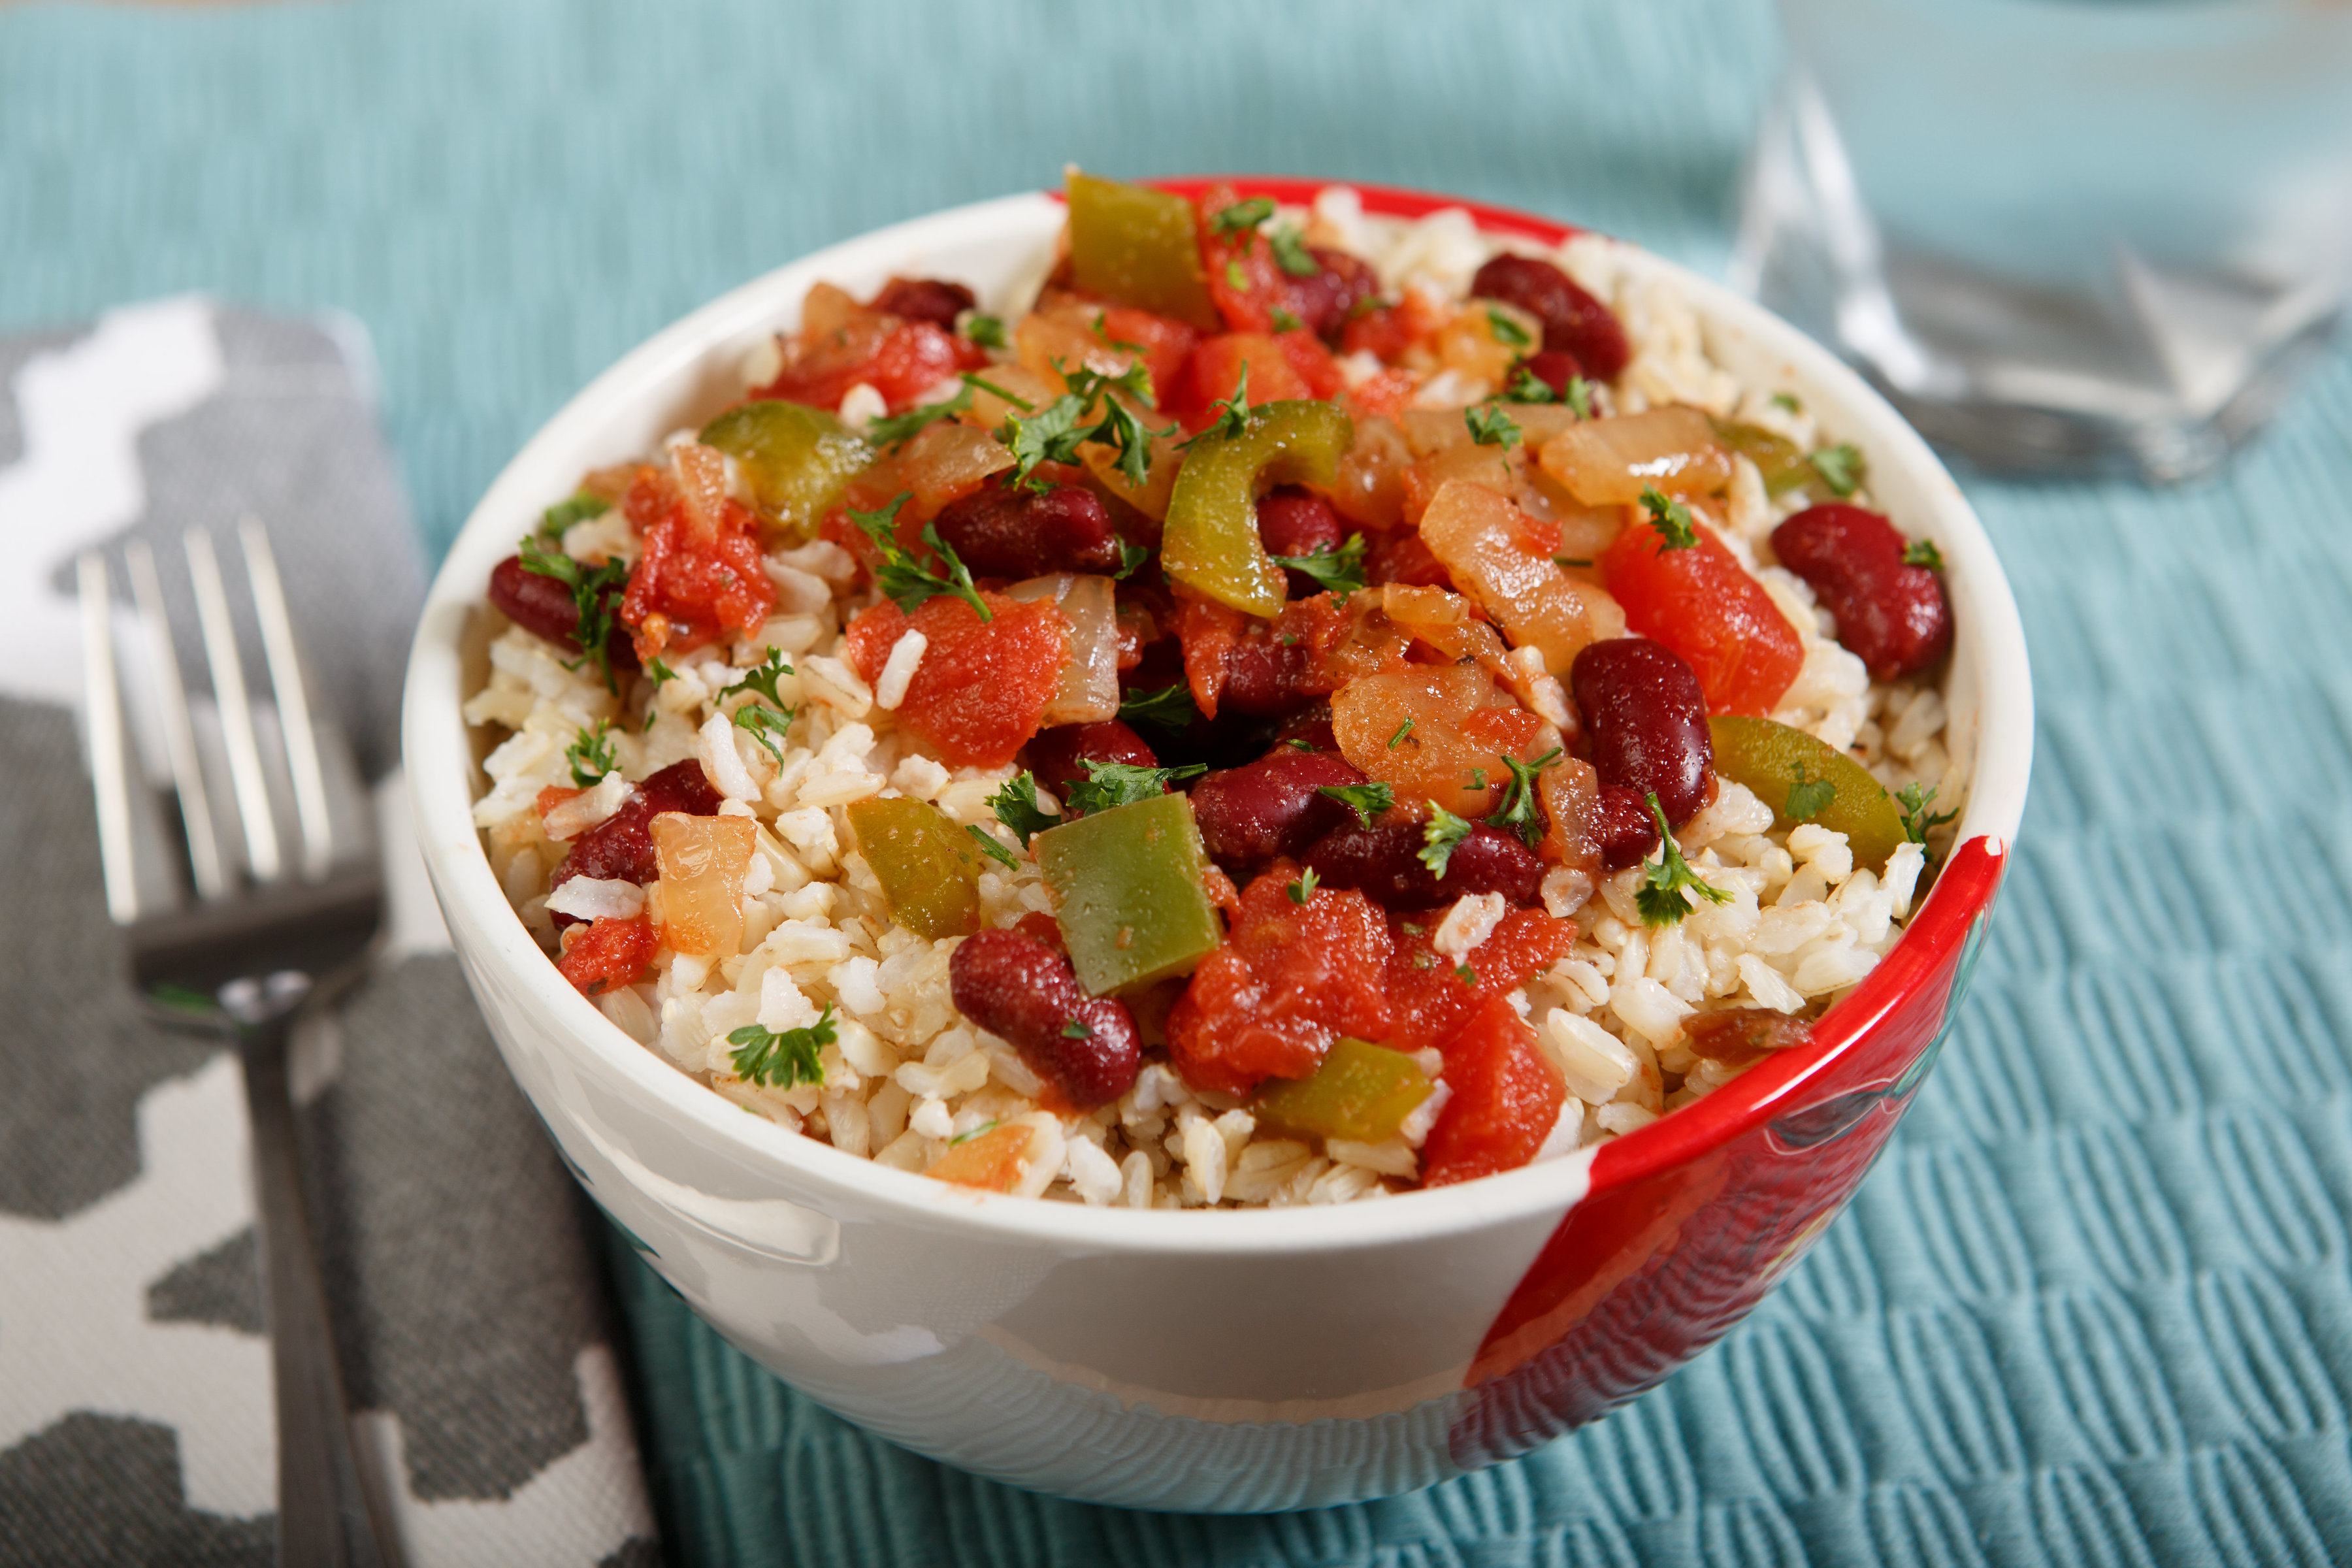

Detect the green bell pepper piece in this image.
[847,796,981,941]
[1065,170,1222,332]
[1252,1037,1433,1144]
[1162,399,1354,619]
[1035,791,1223,995]
[1708,715,1906,872]
[1712,419,1826,499]
[700,400,873,538]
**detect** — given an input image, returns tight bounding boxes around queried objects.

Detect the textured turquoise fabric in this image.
[10,1,2351,1561]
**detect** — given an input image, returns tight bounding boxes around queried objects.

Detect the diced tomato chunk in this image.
[1096,305,1201,405]
[1166,862,1394,1098]
[558,915,658,998]
[1601,514,1803,717]
[1348,368,1420,423]
[1194,186,1296,336]
[618,468,774,661]
[845,590,1068,768]
[1182,333,1314,420]
[756,318,986,412]
[1420,995,1567,1187]
[1384,909,1576,1053]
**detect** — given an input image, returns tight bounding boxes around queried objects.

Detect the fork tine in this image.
[186,527,284,884]
[237,519,335,883]
[76,553,142,925]
[126,540,230,901]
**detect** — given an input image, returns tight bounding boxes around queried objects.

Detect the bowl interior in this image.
[403,180,2032,1251]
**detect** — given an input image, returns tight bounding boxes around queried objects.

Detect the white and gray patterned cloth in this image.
[0,299,659,1567]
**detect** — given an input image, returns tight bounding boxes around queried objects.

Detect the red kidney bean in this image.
[1221,638,1322,717]
[1593,782,1662,871]
[549,759,725,922]
[870,276,977,329]
[1256,484,1346,600]
[1570,638,1712,826]
[1517,348,1584,397]
[488,555,638,672]
[1771,503,1952,682]
[949,928,1141,1109]
[932,481,1121,579]
[1470,254,1629,382]
[1305,821,1545,908]
[1022,720,1158,795]
[1190,748,1367,870]
[1290,247,1381,343]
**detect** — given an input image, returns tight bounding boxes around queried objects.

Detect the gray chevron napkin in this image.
[0,299,658,1567]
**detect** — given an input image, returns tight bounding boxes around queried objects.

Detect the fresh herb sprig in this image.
[1064,759,1207,817]
[1635,792,1732,926]
[1117,683,1200,734]
[1641,487,1697,551]
[1317,780,1395,826]
[1270,532,1368,596]
[1418,801,1475,878]
[517,539,632,693]
[1188,363,1252,446]
[1810,443,1865,498]
[1287,866,1322,906]
[849,494,991,621]
[985,772,1058,846]
[1902,537,1946,572]
[566,721,617,787]
[864,372,1032,450]
[998,362,1173,490]
[1485,307,1534,349]
[732,706,793,764]
[1784,763,1835,824]
[1895,782,1957,848]
[1486,748,1562,846]
[722,647,792,708]
[960,313,1008,351]
[1465,404,1522,449]
[966,824,1021,870]
[727,1004,835,1089]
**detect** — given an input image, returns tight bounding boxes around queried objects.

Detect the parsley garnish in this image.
[732,705,792,764]
[1468,768,1488,790]
[727,1002,834,1089]
[1269,307,1303,333]
[849,494,991,622]
[985,772,1058,846]
[1064,759,1207,817]
[1641,487,1697,551]
[1502,366,1558,404]
[1113,538,1151,580]
[542,492,611,536]
[566,721,617,787]
[1554,555,1593,570]
[966,823,1020,870]
[1117,683,1200,734]
[1810,443,1865,497]
[517,538,632,693]
[647,657,677,686]
[1270,532,1367,596]
[1562,376,1595,420]
[1634,792,1731,926]
[1317,780,1395,825]
[1455,964,1478,986]
[1267,225,1318,278]
[1224,259,1249,291]
[960,313,1008,350]
[863,372,1031,451]
[1388,717,1415,751]
[1189,363,1252,446]
[949,1118,1001,1146]
[1895,782,1958,847]
[1465,404,1523,449]
[1060,1017,1094,1039]
[722,647,792,708]
[1287,867,1321,906]
[1485,308,1533,349]
[1211,197,1276,235]
[1771,391,1803,414]
[1486,747,1561,846]
[1418,801,1475,878]
[1903,537,1946,572]
[998,362,1172,491]
[1282,737,1315,752]
[1784,763,1835,824]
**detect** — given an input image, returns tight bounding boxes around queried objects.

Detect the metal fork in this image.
[78,521,395,1568]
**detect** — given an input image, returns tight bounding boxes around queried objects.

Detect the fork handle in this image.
[240,1015,396,1568]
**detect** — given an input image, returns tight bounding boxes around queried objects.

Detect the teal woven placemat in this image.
[10,1,2351,1561]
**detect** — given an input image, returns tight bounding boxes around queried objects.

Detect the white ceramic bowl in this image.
[403,182,2033,1511]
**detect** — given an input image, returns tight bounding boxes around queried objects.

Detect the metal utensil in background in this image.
[78,521,396,1568]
